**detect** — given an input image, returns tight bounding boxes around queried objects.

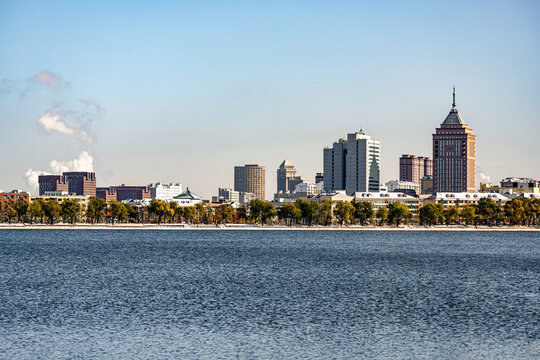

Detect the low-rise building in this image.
[421,176,434,195]
[1,191,30,205]
[385,180,420,195]
[96,187,117,202]
[500,177,539,194]
[148,183,183,200]
[479,183,501,193]
[38,175,69,195]
[171,188,203,207]
[354,191,420,214]
[30,194,90,208]
[212,188,240,203]
[110,185,151,201]
[423,192,509,208]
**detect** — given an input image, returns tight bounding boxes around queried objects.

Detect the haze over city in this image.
[1,0,539,199]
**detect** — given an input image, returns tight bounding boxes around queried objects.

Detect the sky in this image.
[1,0,539,199]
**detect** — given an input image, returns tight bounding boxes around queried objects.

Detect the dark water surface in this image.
[0,230,539,359]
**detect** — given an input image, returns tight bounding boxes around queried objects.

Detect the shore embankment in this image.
[0,223,538,231]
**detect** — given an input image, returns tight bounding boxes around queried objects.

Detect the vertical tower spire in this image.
[452,86,456,108]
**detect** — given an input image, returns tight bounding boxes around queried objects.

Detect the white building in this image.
[295,182,317,197]
[385,180,420,194]
[346,131,381,194]
[148,183,183,200]
[171,188,203,207]
[424,192,509,208]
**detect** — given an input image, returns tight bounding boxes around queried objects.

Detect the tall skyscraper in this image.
[234,164,266,200]
[276,160,297,193]
[323,130,381,194]
[399,154,433,184]
[323,139,347,192]
[433,88,476,192]
[345,131,381,193]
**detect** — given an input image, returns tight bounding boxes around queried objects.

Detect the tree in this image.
[477,198,500,225]
[334,201,354,226]
[217,203,235,224]
[444,206,461,225]
[194,203,205,224]
[387,202,411,226]
[248,199,265,224]
[86,197,106,224]
[183,206,195,223]
[319,199,333,226]
[461,205,476,225]
[236,205,248,224]
[110,200,128,224]
[353,201,374,225]
[28,199,43,224]
[61,199,82,224]
[147,199,173,224]
[504,199,526,225]
[174,206,185,223]
[419,204,445,226]
[376,206,388,226]
[15,198,28,223]
[278,202,301,225]
[43,200,61,225]
[296,199,320,226]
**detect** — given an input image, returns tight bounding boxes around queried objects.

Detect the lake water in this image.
[0,230,539,359]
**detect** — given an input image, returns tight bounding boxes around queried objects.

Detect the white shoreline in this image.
[0,224,538,231]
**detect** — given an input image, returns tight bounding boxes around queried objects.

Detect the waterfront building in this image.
[353,192,420,214]
[30,194,90,208]
[1,191,29,206]
[323,130,381,194]
[345,131,381,194]
[323,138,347,192]
[420,176,434,195]
[96,187,117,202]
[110,185,151,201]
[432,88,476,193]
[63,172,97,197]
[500,177,539,194]
[171,188,203,207]
[277,160,297,193]
[38,175,69,196]
[148,183,183,200]
[424,192,508,209]
[234,164,266,200]
[399,154,432,185]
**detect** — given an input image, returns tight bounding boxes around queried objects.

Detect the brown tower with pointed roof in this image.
[432,88,476,193]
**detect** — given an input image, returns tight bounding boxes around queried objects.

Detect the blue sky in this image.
[1,0,539,198]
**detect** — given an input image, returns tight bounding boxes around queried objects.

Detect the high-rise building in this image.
[399,155,433,184]
[38,175,69,195]
[323,139,347,192]
[433,88,476,192]
[63,172,96,196]
[345,131,381,194]
[276,160,297,193]
[323,131,381,194]
[234,164,266,200]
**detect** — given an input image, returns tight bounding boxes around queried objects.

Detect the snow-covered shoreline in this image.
[0,223,538,231]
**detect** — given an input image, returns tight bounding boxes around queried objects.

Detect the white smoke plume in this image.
[25,151,94,193]
[38,112,93,144]
[478,172,491,183]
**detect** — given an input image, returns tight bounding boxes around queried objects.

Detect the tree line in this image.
[0,196,538,226]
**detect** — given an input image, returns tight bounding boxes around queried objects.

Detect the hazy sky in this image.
[1,0,539,199]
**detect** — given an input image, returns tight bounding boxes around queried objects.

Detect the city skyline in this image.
[1,1,539,198]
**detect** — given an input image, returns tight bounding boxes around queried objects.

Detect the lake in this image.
[0,230,538,359]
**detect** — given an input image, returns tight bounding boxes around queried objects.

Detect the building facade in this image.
[323,139,347,191]
[234,164,266,200]
[1,191,29,206]
[96,187,117,202]
[276,160,297,194]
[214,188,240,203]
[399,154,432,184]
[63,172,97,197]
[345,131,381,194]
[38,175,69,196]
[110,185,151,201]
[148,183,183,200]
[315,172,324,184]
[385,180,420,195]
[500,177,539,194]
[433,88,475,193]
